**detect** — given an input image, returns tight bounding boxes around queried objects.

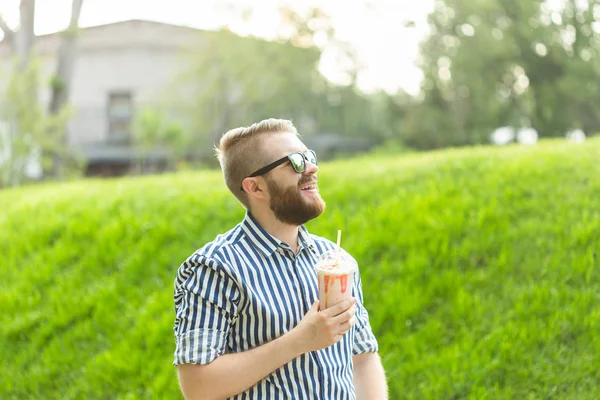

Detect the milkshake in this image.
[315,248,358,310]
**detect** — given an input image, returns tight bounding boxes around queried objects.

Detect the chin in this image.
[306,200,327,222]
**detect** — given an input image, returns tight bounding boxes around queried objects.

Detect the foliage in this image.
[130,107,191,172]
[1,137,600,398]
[165,19,391,162]
[170,29,323,146]
[404,0,600,149]
[362,138,415,158]
[0,58,82,188]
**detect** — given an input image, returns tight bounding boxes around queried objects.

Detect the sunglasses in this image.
[240,150,318,191]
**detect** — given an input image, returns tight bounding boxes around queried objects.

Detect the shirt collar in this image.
[241,211,282,257]
[241,211,316,257]
[298,224,317,254]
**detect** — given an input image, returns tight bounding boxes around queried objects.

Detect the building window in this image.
[107,91,134,144]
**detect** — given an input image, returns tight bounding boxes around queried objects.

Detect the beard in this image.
[266,176,326,226]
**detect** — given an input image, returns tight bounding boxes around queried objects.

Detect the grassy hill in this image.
[1,138,599,399]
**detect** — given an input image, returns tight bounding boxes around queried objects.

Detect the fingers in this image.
[309,300,320,313]
[331,304,357,325]
[321,298,357,318]
[334,316,356,335]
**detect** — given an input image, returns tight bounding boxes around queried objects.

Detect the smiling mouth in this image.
[300,183,318,191]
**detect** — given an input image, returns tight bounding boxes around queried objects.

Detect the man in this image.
[173,118,388,399]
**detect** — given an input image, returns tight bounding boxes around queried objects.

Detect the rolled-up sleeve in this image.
[352,268,379,355]
[173,255,240,366]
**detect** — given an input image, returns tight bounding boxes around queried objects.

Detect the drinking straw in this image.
[336,230,342,263]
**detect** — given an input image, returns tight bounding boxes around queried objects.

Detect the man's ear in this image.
[242,177,267,199]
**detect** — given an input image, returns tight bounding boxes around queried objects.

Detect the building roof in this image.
[0,19,208,57]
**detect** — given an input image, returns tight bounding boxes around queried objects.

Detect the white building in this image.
[0,19,203,175]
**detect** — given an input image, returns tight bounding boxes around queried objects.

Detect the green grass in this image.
[1,138,599,399]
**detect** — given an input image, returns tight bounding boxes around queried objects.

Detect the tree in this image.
[0,0,86,185]
[169,25,327,156]
[163,4,387,166]
[48,0,85,178]
[0,0,36,69]
[0,0,42,188]
[131,107,191,173]
[0,60,73,188]
[403,0,600,149]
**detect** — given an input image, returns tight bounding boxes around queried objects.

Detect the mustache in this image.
[298,177,318,186]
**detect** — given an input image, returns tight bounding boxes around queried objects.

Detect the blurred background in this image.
[1,0,596,187]
[2,2,600,399]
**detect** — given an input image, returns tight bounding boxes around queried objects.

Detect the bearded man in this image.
[172,118,388,400]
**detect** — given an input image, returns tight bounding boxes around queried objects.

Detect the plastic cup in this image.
[314,249,358,310]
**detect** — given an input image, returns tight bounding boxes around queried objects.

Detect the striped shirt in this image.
[173,211,378,399]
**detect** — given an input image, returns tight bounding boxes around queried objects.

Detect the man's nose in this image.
[304,159,318,175]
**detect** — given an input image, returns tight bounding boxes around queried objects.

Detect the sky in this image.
[0,0,435,95]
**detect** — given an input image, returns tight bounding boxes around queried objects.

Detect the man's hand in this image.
[291,298,357,353]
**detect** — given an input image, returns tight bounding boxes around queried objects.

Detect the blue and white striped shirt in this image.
[173,212,378,399]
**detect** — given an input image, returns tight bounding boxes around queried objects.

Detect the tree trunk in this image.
[0,14,15,49]
[48,0,84,178]
[15,0,36,69]
[0,0,36,68]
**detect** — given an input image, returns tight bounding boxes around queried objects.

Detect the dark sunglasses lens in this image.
[307,151,317,165]
[289,153,305,172]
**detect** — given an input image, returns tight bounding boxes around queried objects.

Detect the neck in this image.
[249,208,300,253]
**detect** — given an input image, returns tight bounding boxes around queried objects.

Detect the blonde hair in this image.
[215,118,299,209]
